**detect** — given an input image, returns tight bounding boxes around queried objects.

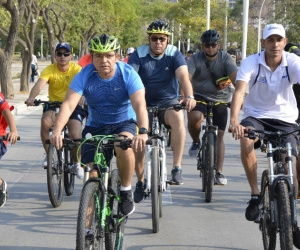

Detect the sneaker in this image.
[0,179,8,208]
[42,156,47,169]
[134,181,146,203]
[75,163,84,179]
[120,190,135,216]
[245,195,262,221]
[293,226,300,249]
[171,167,184,185]
[189,141,201,158]
[215,172,227,185]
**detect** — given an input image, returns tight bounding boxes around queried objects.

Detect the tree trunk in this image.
[20,50,31,93]
[0,55,14,99]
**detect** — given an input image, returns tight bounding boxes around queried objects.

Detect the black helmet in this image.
[147,20,171,36]
[201,30,220,43]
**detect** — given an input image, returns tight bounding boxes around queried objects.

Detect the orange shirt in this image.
[0,92,14,145]
[78,54,92,68]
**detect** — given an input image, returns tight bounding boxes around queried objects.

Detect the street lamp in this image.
[257,0,266,53]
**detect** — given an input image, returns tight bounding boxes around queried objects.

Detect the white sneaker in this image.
[75,164,84,179]
[215,172,227,185]
[42,156,47,169]
[0,179,8,208]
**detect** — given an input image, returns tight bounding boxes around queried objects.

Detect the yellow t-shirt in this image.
[40,62,82,102]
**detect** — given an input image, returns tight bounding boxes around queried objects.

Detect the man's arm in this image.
[175,65,196,111]
[50,89,81,149]
[26,78,48,105]
[229,70,238,87]
[2,109,18,144]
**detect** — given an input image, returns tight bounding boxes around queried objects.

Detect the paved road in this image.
[0,62,298,249]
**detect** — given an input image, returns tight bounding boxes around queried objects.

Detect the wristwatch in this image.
[186,95,195,99]
[139,127,148,134]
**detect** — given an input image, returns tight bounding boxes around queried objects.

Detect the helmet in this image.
[88,34,120,53]
[147,20,171,36]
[201,30,220,43]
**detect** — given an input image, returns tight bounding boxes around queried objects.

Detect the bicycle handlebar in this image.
[25,99,63,106]
[0,136,20,141]
[243,128,300,140]
[196,100,231,108]
[147,103,186,114]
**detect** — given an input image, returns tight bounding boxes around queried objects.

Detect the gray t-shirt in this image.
[187,50,238,102]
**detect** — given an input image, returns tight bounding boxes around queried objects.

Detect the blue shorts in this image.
[0,141,7,160]
[241,116,300,157]
[81,119,137,164]
[43,105,87,123]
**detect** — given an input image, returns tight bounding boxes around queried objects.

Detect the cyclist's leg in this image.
[187,105,205,143]
[41,109,55,153]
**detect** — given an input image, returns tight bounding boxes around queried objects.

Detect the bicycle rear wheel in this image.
[277,181,293,250]
[159,157,163,218]
[76,182,103,250]
[47,144,64,207]
[151,147,160,233]
[260,170,276,250]
[106,169,125,250]
[204,133,214,203]
[64,147,75,196]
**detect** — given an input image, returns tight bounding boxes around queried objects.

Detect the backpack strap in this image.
[253,64,261,86]
[286,66,290,82]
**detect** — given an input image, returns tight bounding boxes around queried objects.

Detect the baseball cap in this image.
[55,42,71,52]
[127,47,135,54]
[263,23,286,39]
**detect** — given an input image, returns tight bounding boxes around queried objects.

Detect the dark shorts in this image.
[148,99,179,130]
[240,116,300,157]
[0,141,7,160]
[81,119,137,164]
[191,95,228,131]
[43,105,87,123]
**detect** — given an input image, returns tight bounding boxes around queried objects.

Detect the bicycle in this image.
[32,99,75,207]
[242,128,300,250]
[66,134,135,250]
[143,103,186,233]
[195,100,230,203]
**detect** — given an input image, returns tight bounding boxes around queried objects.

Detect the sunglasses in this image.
[56,52,71,57]
[150,36,167,42]
[204,43,218,48]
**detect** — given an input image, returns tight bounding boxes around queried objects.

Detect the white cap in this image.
[263,23,286,39]
[127,47,134,54]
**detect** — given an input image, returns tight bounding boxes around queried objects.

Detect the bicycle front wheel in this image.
[76,182,103,250]
[204,133,214,203]
[277,181,293,250]
[47,144,64,207]
[64,147,75,196]
[260,170,276,250]
[151,147,160,233]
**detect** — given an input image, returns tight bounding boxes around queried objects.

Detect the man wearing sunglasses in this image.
[187,29,238,185]
[128,19,196,203]
[26,42,86,179]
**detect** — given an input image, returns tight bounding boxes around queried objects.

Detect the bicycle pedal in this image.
[166,180,181,185]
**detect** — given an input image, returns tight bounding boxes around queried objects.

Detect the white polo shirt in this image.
[237,51,300,123]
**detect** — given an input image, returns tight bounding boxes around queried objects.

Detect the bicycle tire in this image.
[76,182,103,250]
[204,133,214,203]
[277,181,293,250]
[47,144,64,207]
[151,147,160,233]
[64,147,75,196]
[159,158,163,218]
[260,170,276,250]
[105,169,125,250]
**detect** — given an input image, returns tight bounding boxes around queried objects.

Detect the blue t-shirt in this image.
[70,61,144,127]
[128,44,186,106]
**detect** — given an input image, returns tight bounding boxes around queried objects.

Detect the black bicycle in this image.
[32,99,75,207]
[244,128,300,250]
[196,100,230,203]
[71,134,135,250]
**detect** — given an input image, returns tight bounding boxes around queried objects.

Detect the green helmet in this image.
[88,34,120,53]
[147,20,171,36]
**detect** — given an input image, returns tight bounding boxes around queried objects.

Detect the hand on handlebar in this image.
[181,98,196,112]
[25,97,36,106]
[50,132,64,149]
[5,131,19,145]
[131,134,148,152]
[228,124,245,140]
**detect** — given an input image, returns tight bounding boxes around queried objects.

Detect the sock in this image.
[173,166,181,170]
[120,185,132,191]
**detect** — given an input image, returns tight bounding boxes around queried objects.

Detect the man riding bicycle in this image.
[128,19,196,203]
[26,43,86,178]
[187,30,238,185]
[50,34,149,216]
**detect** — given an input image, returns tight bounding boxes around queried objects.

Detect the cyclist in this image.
[0,92,19,207]
[50,34,149,216]
[187,30,238,185]
[26,42,86,178]
[185,50,194,62]
[122,47,134,63]
[229,23,300,226]
[128,19,196,203]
